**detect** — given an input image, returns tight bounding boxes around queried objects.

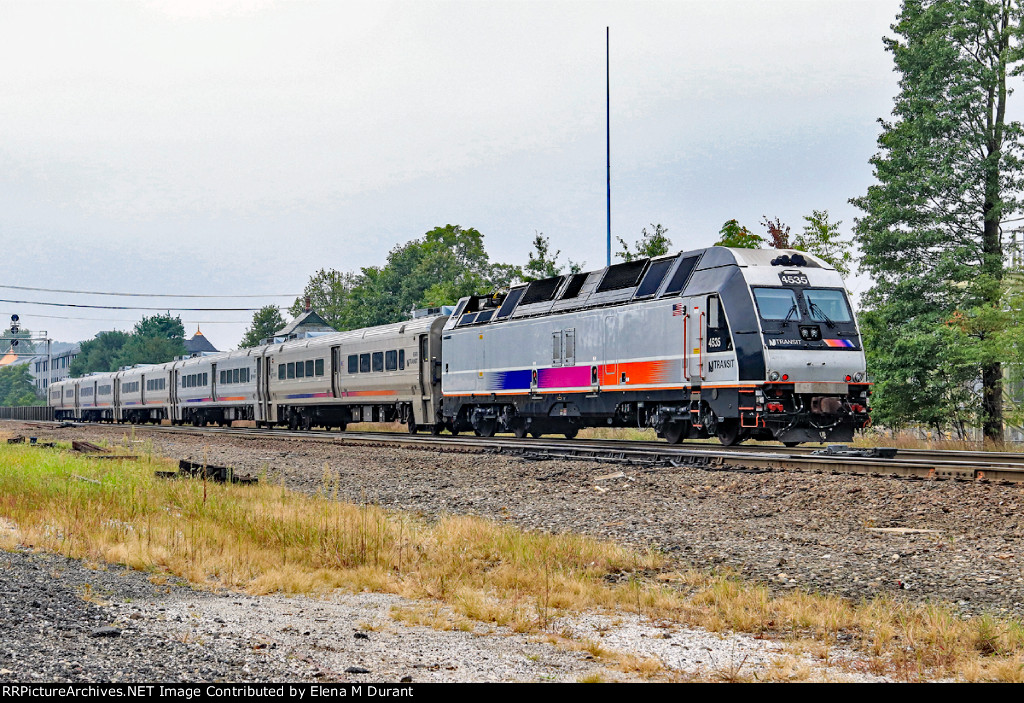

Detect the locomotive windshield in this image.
[753,288,801,320]
[804,289,853,324]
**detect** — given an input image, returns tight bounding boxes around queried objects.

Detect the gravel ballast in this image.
[4,420,1023,681]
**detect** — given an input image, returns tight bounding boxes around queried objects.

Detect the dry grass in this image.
[2,443,1024,681]
[853,429,1024,453]
[0,442,659,622]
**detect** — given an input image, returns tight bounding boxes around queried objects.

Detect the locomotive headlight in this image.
[768,371,780,382]
[853,372,864,382]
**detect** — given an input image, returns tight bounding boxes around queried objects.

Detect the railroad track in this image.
[21,419,1024,484]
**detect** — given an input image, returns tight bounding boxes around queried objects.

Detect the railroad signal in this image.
[9,314,18,335]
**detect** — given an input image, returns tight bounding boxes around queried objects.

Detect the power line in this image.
[0,298,273,312]
[0,312,254,324]
[0,284,299,298]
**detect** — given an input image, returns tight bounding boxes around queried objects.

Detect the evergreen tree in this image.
[851,0,1024,440]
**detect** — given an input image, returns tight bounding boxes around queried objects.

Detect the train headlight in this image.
[768,371,780,382]
[853,372,864,382]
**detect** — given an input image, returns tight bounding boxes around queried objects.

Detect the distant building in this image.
[30,345,80,390]
[270,309,336,342]
[184,327,219,357]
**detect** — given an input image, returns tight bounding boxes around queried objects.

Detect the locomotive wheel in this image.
[288,412,299,431]
[783,441,801,448]
[408,417,418,434]
[663,422,685,445]
[530,431,542,438]
[564,428,578,440]
[716,419,743,446]
[301,413,312,431]
[430,423,443,436]
[512,423,528,439]
[475,419,497,438]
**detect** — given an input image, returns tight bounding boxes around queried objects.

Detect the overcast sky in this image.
[0,0,904,350]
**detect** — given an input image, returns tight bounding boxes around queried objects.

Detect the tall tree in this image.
[0,365,43,407]
[240,305,288,348]
[289,269,358,330]
[69,330,130,377]
[793,210,854,278]
[761,216,792,249]
[522,232,582,281]
[115,315,186,368]
[616,224,672,262]
[851,0,1024,440]
[714,219,765,249]
[291,225,513,331]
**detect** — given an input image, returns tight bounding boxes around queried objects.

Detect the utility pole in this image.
[606,26,612,268]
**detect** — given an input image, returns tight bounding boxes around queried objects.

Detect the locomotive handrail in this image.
[682,314,689,380]
[699,311,706,380]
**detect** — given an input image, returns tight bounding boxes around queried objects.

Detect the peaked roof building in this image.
[272,309,336,341]
[184,327,219,356]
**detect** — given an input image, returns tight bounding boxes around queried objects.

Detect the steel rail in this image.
[24,420,1024,483]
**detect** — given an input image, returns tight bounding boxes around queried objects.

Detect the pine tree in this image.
[852,0,1024,440]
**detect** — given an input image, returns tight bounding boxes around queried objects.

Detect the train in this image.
[49,246,870,446]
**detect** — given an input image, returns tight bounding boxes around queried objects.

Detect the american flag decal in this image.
[672,302,684,316]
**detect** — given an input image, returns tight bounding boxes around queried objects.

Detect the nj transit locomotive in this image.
[50,246,869,446]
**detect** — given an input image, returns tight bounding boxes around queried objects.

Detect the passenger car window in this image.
[296,361,305,379]
[287,363,295,379]
[315,359,324,376]
[348,355,358,374]
[305,360,314,378]
[372,352,384,372]
[385,350,397,371]
[360,353,370,373]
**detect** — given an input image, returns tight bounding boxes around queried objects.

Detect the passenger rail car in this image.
[266,315,445,432]
[49,316,447,433]
[440,246,869,445]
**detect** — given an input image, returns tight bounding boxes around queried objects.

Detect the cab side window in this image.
[705,295,733,352]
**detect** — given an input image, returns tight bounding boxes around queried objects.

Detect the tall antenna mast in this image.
[606,26,611,267]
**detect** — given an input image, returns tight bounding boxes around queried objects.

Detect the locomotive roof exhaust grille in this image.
[633,258,675,298]
[520,276,565,306]
[559,272,589,300]
[661,254,700,296]
[495,286,526,319]
[597,259,647,292]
